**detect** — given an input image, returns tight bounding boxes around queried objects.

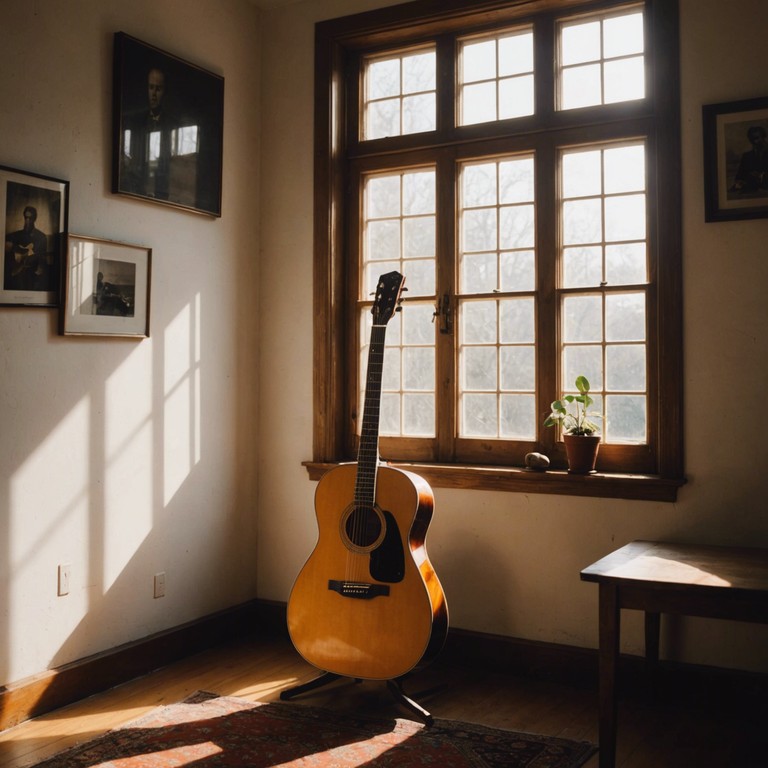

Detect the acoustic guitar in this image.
[286,271,448,682]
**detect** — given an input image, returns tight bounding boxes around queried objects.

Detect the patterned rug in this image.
[32,690,597,767]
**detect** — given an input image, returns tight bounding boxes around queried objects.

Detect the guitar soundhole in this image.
[340,504,386,553]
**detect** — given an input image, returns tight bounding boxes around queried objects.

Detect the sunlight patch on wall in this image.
[163,295,201,506]
[103,344,153,588]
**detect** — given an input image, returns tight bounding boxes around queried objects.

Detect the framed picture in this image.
[1,165,68,307]
[112,32,224,217]
[62,235,151,337]
[703,96,768,222]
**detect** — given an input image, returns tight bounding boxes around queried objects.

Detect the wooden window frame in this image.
[306,0,685,502]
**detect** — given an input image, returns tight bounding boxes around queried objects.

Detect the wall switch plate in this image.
[58,564,71,596]
[154,572,166,598]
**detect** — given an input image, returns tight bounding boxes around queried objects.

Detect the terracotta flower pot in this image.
[563,434,601,474]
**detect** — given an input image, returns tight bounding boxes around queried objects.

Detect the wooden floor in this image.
[0,633,765,767]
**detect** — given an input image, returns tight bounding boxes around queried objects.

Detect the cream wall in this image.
[0,0,261,686]
[257,0,768,673]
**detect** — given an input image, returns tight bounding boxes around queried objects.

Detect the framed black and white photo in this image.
[62,235,151,337]
[1,165,68,307]
[703,96,768,222]
[112,32,224,217]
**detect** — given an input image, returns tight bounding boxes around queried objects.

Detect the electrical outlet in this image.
[154,572,166,598]
[58,564,71,596]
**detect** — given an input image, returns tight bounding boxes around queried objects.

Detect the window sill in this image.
[303,461,686,502]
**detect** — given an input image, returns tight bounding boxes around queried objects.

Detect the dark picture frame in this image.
[112,32,224,217]
[703,96,768,222]
[1,165,68,307]
[61,234,151,337]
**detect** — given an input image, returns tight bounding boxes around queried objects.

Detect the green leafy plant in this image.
[544,375,602,436]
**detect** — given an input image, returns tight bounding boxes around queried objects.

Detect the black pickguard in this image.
[369,509,405,583]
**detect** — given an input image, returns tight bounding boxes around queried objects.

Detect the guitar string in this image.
[350,323,386,585]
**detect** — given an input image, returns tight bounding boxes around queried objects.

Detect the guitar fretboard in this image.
[355,324,387,510]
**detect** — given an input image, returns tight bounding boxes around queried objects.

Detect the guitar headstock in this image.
[371,271,406,325]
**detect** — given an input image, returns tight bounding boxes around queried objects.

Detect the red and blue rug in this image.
[33,690,596,767]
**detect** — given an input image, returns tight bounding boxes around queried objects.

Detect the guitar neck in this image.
[355,323,387,508]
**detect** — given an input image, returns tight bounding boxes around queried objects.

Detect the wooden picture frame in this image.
[1,165,68,307]
[112,32,224,217]
[61,234,151,338]
[703,96,768,222]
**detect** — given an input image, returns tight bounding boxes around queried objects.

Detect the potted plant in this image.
[544,375,602,474]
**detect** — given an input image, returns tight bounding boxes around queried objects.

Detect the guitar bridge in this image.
[328,580,390,600]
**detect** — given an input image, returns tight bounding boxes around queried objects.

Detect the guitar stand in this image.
[280,671,434,726]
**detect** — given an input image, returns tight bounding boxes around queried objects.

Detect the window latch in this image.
[432,293,453,334]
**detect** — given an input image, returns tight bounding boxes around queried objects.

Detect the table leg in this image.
[598,581,620,768]
[644,611,660,665]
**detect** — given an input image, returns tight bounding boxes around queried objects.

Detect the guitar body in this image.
[287,463,448,681]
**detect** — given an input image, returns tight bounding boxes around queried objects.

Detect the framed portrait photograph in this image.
[112,32,224,217]
[1,165,68,307]
[62,235,151,338]
[703,96,768,222]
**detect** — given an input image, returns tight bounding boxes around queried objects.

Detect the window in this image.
[311,0,684,501]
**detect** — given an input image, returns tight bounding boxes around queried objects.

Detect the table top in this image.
[580,540,768,593]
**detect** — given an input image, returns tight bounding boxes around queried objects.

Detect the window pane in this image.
[604,12,644,57]
[368,58,400,99]
[463,207,498,252]
[463,162,498,207]
[564,344,602,389]
[500,204,535,249]
[367,220,400,260]
[501,346,535,390]
[562,150,602,198]
[561,63,601,110]
[606,293,645,341]
[462,252,497,294]
[500,394,536,438]
[462,393,498,437]
[367,99,400,140]
[403,171,435,215]
[563,198,601,244]
[500,298,534,343]
[604,57,644,103]
[404,346,434,390]
[605,194,646,241]
[606,243,646,284]
[367,175,400,217]
[561,20,600,65]
[606,394,646,442]
[564,246,602,288]
[500,250,535,292]
[462,39,496,82]
[499,75,534,120]
[403,92,437,133]
[402,50,436,93]
[462,300,497,344]
[462,346,497,390]
[499,157,535,204]
[563,295,602,342]
[606,344,645,391]
[403,393,434,436]
[499,32,533,76]
[462,81,497,125]
[604,145,645,193]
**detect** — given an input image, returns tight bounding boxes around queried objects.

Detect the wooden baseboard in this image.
[0,600,261,732]
[2,598,765,731]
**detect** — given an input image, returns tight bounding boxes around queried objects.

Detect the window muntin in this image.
[363,48,437,139]
[558,7,645,110]
[459,27,534,125]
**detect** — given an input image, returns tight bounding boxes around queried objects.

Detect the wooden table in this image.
[580,540,768,768]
